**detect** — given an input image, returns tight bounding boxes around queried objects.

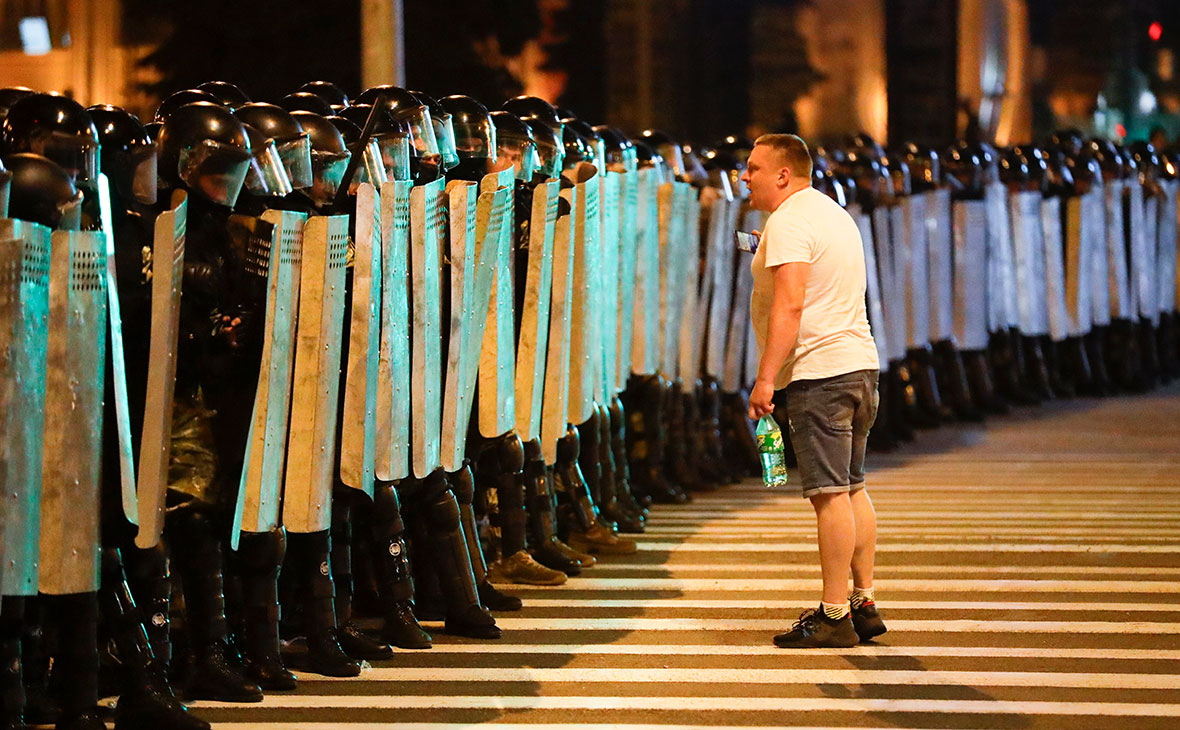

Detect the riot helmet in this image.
[1,93,100,191]
[563,117,605,172]
[999,147,1032,189]
[0,87,36,120]
[680,143,710,187]
[523,118,563,179]
[594,125,637,173]
[842,147,887,204]
[503,96,564,140]
[154,88,222,122]
[354,85,441,163]
[640,129,685,181]
[1128,141,1162,189]
[234,103,312,190]
[86,104,158,205]
[239,123,293,198]
[882,153,912,196]
[157,102,252,208]
[812,154,846,207]
[633,139,668,181]
[943,144,983,197]
[1085,138,1121,182]
[439,95,496,162]
[197,81,251,110]
[411,90,459,170]
[290,111,350,207]
[300,81,350,113]
[488,111,537,182]
[849,132,885,158]
[1016,145,1049,190]
[561,123,593,171]
[337,104,410,182]
[279,92,334,117]
[902,142,941,191]
[1067,152,1103,195]
[1050,128,1085,158]
[2,153,83,230]
[1043,145,1076,196]
[716,135,753,166]
[328,115,388,189]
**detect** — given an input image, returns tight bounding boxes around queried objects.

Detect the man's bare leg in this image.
[850,488,876,590]
[810,492,855,605]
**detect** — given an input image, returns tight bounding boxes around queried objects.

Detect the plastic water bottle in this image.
[755,415,789,488]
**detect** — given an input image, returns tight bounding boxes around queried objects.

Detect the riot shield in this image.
[566,163,601,426]
[871,205,906,362]
[477,167,518,439]
[657,181,689,377]
[1064,193,1096,338]
[985,181,1019,332]
[40,230,107,595]
[630,168,661,377]
[410,177,446,478]
[232,210,305,541]
[340,184,381,496]
[1104,179,1133,320]
[1041,196,1070,342]
[1127,181,1158,324]
[703,185,741,379]
[1158,180,1179,317]
[952,200,991,351]
[134,191,188,549]
[678,188,705,383]
[0,221,49,596]
[599,170,622,400]
[541,205,574,464]
[925,190,954,343]
[282,214,349,533]
[1090,185,1112,327]
[376,180,414,482]
[615,169,640,385]
[1009,191,1049,337]
[439,173,507,471]
[97,174,137,525]
[722,205,761,392]
[852,205,890,366]
[900,193,930,349]
[515,179,560,442]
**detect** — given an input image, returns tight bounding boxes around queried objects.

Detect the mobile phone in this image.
[734,230,760,254]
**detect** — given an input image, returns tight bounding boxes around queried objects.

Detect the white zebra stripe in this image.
[506,578,1177,592]
[512,599,1180,611]
[483,618,1180,633]
[635,542,1180,553]
[595,563,1180,576]
[392,644,1180,660]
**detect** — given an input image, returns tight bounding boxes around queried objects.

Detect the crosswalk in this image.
[194,386,1180,729]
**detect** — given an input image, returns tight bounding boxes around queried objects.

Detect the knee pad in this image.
[424,490,462,532]
[494,433,525,474]
[522,437,543,463]
[556,425,580,462]
[237,528,286,573]
[417,469,452,505]
[372,483,406,540]
[447,465,476,505]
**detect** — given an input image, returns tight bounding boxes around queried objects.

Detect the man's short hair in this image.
[755,133,813,179]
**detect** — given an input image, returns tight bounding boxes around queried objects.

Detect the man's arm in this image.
[748,261,808,418]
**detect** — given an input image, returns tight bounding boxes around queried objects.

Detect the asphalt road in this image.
[193,381,1180,729]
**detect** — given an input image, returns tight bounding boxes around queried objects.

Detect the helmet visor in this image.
[37,132,100,189]
[497,136,537,182]
[456,115,498,161]
[655,143,684,180]
[434,113,459,170]
[179,139,252,207]
[244,139,293,197]
[276,133,313,190]
[376,133,411,181]
[0,168,11,218]
[57,190,84,231]
[311,149,350,205]
[355,137,388,187]
[129,143,159,206]
[393,105,440,160]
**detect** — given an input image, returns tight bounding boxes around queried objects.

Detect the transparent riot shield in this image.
[40,230,107,595]
[515,179,560,442]
[678,189,705,384]
[704,185,741,379]
[722,205,761,392]
[1128,180,1158,324]
[376,180,414,482]
[852,205,890,366]
[630,168,661,377]
[1009,191,1049,337]
[925,189,954,343]
[952,200,991,351]
[986,181,1019,333]
[1041,196,1070,342]
[134,191,187,549]
[900,193,930,349]
[599,170,622,400]
[1104,179,1133,320]
[1158,180,1179,317]
[566,163,601,426]
[477,167,518,439]
[541,204,575,464]
[871,205,906,363]
[282,214,349,533]
[615,169,640,385]
[410,177,446,478]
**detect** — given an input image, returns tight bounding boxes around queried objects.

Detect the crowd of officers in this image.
[0,77,1177,730]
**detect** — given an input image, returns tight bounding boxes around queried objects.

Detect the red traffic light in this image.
[1149,21,1163,42]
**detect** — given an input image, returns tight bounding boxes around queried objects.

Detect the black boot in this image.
[122,545,172,674]
[1137,318,1161,390]
[523,439,590,576]
[330,492,394,660]
[1085,326,1114,394]
[697,378,734,484]
[1043,337,1076,398]
[623,375,690,503]
[448,466,521,611]
[366,483,432,650]
[884,362,915,441]
[285,531,360,677]
[1062,335,1097,396]
[866,369,899,453]
[484,435,568,586]
[907,346,953,423]
[1,597,26,730]
[663,380,703,493]
[100,550,211,730]
[422,474,501,639]
[168,511,262,703]
[931,340,983,421]
[1020,335,1054,400]
[234,530,297,690]
[1106,318,1143,392]
[556,426,637,556]
[990,329,1039,405]
[1157,311,1178,382]
[961,349,1009,415]
[608,398,649,523]
[46,593,103,730]
[597,403,644,533]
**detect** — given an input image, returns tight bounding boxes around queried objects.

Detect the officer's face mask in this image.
[433,113,459,171]
[310,149,350,206]
[178,140,252,208]
[127,143,159,206]
[276,133,313,190]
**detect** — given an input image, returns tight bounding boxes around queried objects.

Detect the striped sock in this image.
[821,601,850,620]
[850,586,875,608]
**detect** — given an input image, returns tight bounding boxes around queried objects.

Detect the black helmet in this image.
[234,103,312,190]
[1128,141,1163,189]
[337,104,411,183]
[998,147,1031,188]
[502,96,563,140]
[328,114,387,188]
[157,102,252,208]
[291,111,350,206]
[633,139,668,181]
[439,95,495,161]
[239,122,293,198]
[154,88,221,122]
[1050,129,1085,158]
[882,152,912,196]
[849,132,885,158]
[196,81,251,110]
[410,90,459,170]
[716,135,753,166]
[594,126,637,173]
[902,142,940,192]
[488,111,537,182]
[279,92,334,117]
[1,93,100,190]
[300,81,349,113]
[0,87,36,120]
[523,118,563,178]
[86,104,158,205]
[2,153,83,229]
[564,119,604,172]
[641,129,684,181]
[355,86,440,161]
[562,123,593,170]
[942,144,983,198]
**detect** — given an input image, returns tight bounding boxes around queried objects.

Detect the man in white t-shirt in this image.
[741,134,884,649]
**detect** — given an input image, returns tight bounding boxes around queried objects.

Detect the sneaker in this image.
[772,607,859,649]
[850,599,887,642]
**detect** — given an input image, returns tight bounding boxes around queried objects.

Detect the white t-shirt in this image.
[750,186,879,388]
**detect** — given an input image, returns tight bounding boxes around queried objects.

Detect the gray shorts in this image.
[780,369,879,499]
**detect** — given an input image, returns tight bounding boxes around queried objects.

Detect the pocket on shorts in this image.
[820,381,859,433]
